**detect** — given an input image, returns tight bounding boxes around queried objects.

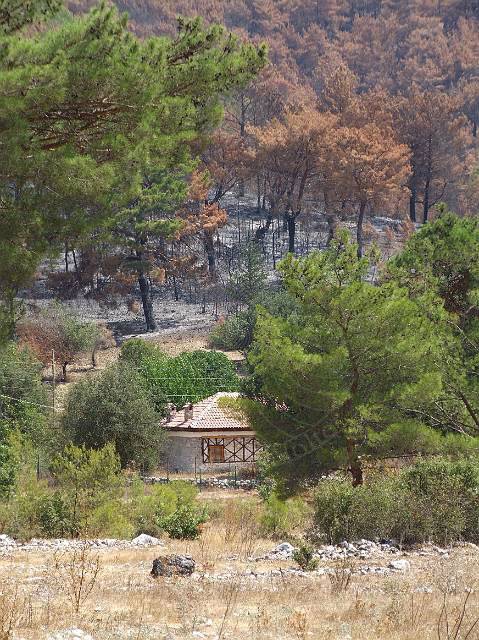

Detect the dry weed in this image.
[329,556,355,595]
[51,542,101,613]
[0,582,23,640]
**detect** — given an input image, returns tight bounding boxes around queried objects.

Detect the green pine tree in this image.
[242,232,454,490]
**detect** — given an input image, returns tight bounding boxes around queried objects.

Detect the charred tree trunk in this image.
[357,201,366,258]
[255,212,274,242]
[204,230,216,278]
[423,176,431,223]
[287,214,296,254]
[137,249,157,332]
[423,136,432,223]
[324,194,338,246]
[347,439,364,487]
[256,175,262,214]
[409,187,417,223]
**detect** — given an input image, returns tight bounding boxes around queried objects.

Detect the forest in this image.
[1,0,479,488]
[2,3,479,638]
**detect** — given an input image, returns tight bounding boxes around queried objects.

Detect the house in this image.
[163,392,262,473]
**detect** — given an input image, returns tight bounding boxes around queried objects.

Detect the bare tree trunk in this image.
[72,249,78,274]
[325,213,338,246]
[357,201,366,258]
[423,176,430,223]
[256,175,262,214]
[136,249,157,332]
[409,186,417,223]
[287,214,296,254]
[347,442,364,487]
[423,136,432,223]
[204,230,216,277]
[254,212,273,241]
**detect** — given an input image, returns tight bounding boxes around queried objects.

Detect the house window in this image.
[202,437,262,463]
[208,444,225,463]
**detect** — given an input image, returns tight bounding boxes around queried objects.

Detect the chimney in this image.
[184,403,194,422]
[167,403,177,420]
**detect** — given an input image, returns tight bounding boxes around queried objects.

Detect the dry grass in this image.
[2,522,479,639]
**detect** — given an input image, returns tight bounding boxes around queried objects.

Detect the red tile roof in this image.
[163,392,252,433]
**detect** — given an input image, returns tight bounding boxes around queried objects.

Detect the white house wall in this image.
[164,434,257,473]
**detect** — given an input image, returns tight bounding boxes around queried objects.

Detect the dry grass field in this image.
[2,513,479,640]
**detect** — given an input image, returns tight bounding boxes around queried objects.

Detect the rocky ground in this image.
[2,526,478,640]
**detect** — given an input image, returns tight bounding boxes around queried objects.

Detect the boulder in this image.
[0,534,15,546]
[48,629,94,640]
[151,554,195,577]
[131,534,162,547]
[271,542,296,558]
[389,559,411,571]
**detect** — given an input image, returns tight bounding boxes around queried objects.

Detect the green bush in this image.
[34,491,73,537]
[0,342,52,456]
[62,363,166,471]
[123,347,240,408]
[0,454,206,541]
[131,480,201,538]
[119,338,165,367]
[88,500,135,539]
[50,443,125,536]
[260,492,309,539]
[367,421,479,458]
[209,310,256,350]
[159,501,208,540]
[312,458,479,545]
[292,543,319,571]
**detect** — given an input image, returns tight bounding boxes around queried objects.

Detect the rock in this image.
[48,628,94,640]
[131,533,162,547]
[271,542,296,558]
[337,622,352,640]
[0,534,15,546]
[151,554,195,577]
[389,559,411,571]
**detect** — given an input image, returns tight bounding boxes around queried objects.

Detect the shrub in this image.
[17,303,101,381]
[312,458,479,545]
[367,421,479,458]
[292,543,319,571]
[119,338,164,367]
[159,501,208,540]
[51,443,124,536]
[34,491,73,538]
[0,444,17,500]
[124,346,240,408]
[209,310,256,350]
[0,343,49,448]
[260,493,309,539]
[131,480,200,538]
[62,363,166,471]
[88,500,135,539]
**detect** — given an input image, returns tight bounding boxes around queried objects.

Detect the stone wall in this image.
[165,435,256,473]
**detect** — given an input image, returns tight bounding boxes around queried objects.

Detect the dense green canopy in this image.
[242,231,476,490]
